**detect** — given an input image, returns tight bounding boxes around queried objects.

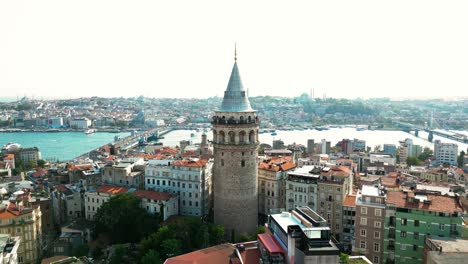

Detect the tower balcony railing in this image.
[211,118,260,125]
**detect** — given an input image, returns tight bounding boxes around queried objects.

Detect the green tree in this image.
[110,245,127,264]
[161,239,182,259]
[37,159,46,168]
[93,193,160,243]
[418,147,433,161]
[458,150,466,168]
[141,249,162,264]
[406,157,421,166]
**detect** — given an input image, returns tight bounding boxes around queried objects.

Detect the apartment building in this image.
[145,159,212,217]
[258,157,295,222]
[354,185,386,264]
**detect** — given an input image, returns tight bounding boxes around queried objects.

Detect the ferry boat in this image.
[84,129,95,135]
[271,132,278,136]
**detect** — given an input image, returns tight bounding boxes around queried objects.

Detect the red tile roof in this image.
[3,154,14,160]
[343,194,357,207]
[258,233,285,254]
[68,164,93,171]
[386,191,463,214]
[134,190,173,201]
[164,243,235,264]
[258,157,296,172]
[381,176,398,188]
[96,185,128,195]
[173,159,208,168]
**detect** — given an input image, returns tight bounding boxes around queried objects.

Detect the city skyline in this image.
[2,0,468,100]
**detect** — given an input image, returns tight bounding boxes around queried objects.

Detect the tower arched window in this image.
[213,130,217,142]
[239,116,244,124]
[248,116,252,123]
[249,130,255,143]
[239,131,246,143]
[219,131,225,143]
[229,131,235,143]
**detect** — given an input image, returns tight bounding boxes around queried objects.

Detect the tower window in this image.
[242,152,244,156]
[221,159,224,166]
[241,160,245,167]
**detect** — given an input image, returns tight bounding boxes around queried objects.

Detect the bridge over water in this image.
[395,122,468,144]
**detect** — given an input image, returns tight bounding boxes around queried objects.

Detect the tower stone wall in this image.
[212,88,260,237]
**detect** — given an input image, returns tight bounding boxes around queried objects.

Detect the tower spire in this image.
[234,43,237,62]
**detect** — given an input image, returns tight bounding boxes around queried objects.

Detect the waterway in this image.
[1,128,466,161]
[0,132,130,161]
[160,128,468,153]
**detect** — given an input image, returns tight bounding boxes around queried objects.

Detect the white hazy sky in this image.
[1,0,468,99]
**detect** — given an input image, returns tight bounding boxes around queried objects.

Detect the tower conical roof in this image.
[219,62,253,112]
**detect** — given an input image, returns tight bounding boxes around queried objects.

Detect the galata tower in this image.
[212,48,259,239]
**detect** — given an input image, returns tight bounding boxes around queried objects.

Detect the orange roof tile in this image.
[381,177,398,188]
[343,194,357,207]
[3,154,14,160]
[173,159,208,168]
[96,185,128,195]
[164,243,236,264]
[386,191,463,214]
[134,190,173,201]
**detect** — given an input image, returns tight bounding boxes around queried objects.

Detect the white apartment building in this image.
[434,140,458,166]
[285,166,321,212]
[69,118,92,129]
[101,158,145,189]
[85,185,178,221]
[134,190,178,221]
[145,159,212,217]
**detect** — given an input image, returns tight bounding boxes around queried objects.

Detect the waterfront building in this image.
[320,139,331,155]
[352,139,366,152]
[211,50,260,237]
[383,190,463,264]
[47,117,63,128]
[272,139,285,150]
[18,147,41,166]
[383,144,397,157]
[317,165,353,240]
[342,194,357,252]
[398,138,413,164]
[285,166,320,212]
[434,140,458,166]
[101,158,145,189]
[0,234,20,264]
[258,157,296,222]
[411,144,423,159]
[145,159,212,217]
[307,139,315,155]
[354,185,386,264]
[69,118,91,129]
[267,206,340,263]
[0,200,41,264]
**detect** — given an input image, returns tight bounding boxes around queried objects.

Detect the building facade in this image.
[145,159,212,217]
[434,140,458,166]
[212,52,260,237]
[354,185,386,264]
[258,157,295,222]
[383,190,463,264]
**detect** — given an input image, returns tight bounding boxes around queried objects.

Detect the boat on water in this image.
[84,129,95,135]
[356,126,367,131]
[271,132,278,136]
[191,133,196,137]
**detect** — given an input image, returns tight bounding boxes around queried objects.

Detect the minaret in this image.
[212,47,259,239]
